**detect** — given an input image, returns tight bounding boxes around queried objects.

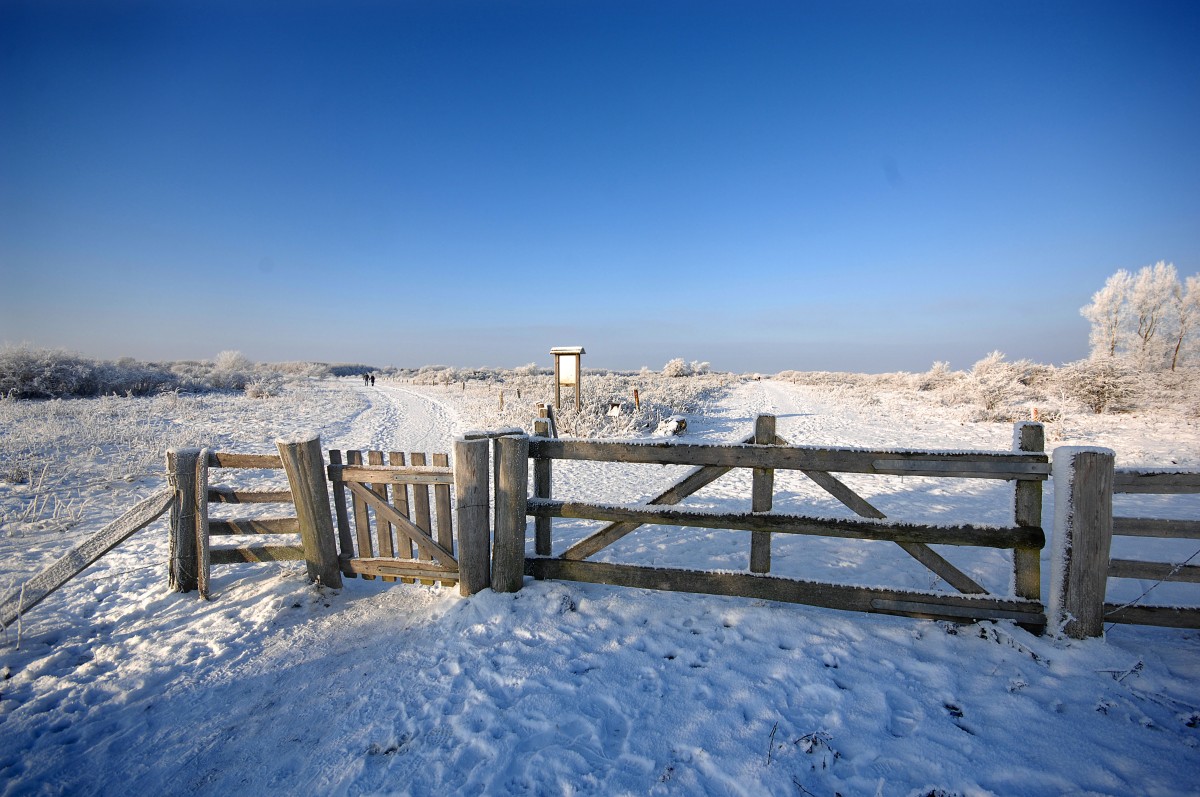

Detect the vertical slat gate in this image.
[368,450,396,582]
[389,452,414,561]
[328,449,356,577]
[433,452,454,558]
[346,449,376,580]
[410,452,434,584]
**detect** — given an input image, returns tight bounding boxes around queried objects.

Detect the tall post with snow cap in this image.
[1050,446,1115,639]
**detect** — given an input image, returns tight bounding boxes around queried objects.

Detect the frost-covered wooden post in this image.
[454,437,492,596]
[493,434,529,593]
[750,414,776,574]
[276,435,342,589]
[1050,446,1115,638]
[1012,422,1044,602]
[166,447,207,593]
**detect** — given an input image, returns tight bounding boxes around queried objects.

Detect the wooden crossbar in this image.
[344,557,457,581]
[346,481,458,567]
[1103,603,1200,628]
[207,452,283,469]
[526,558,1045,626]
[1114,470,1200,494]
[1108,558,1200,583]
[207,487,293,504]
[208,518,300,535]
[529,499,1044,549]
[210,545,305,564]
[1113,517,1200,539]
[327,464,454,485]
[528,439,1049,480]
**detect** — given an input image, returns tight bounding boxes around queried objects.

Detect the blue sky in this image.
[2,0,1198,373]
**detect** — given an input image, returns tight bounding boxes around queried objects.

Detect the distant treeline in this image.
[0,346,384,399]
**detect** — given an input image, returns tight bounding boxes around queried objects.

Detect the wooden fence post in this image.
[166,448,205,593]
[1013,422,1044,602]
[533,418,553,556]
[493,434,530,593]
[1050,446,1115,638]
[750,414,776,573]
[276,435,343,589]
[454,437,492,596]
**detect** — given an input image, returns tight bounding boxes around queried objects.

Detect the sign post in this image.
[551,346,585,411]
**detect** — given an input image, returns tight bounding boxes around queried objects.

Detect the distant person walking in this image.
[363,373,369,386]
[370,374,375,386]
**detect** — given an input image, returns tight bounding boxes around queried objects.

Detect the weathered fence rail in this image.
[506,416,1049,629]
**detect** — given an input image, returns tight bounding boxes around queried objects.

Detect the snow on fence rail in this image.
[497,416,1050,629]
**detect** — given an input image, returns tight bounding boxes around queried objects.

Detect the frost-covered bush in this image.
[662,358,692,377]
[269,361,334,379]
[0,345,185,398]
[661,358,712,378]
[913,361,959,392]
[970,351,1024,412]
[244,372,285,398]
[0,346,98,398]
[1052,358,1139,414]
[0,346,349,399]
[445,369,740,438]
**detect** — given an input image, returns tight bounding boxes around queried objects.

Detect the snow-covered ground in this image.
[1,379,1199,796]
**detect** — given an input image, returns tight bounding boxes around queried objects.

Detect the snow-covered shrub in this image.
[269,361,334,379]
[662,358,693,378]
[969,351,1026,412]
[244,372,285,398]
[0,345,99,398]
[1053,358,1139,414]
[914,361,958,392]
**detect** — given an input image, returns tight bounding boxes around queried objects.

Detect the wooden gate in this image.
[502,416,1049,630]
[327,449,459,585]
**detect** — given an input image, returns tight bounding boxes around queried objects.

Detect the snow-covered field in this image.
[2,378,1199,796]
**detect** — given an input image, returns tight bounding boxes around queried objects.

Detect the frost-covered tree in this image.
[1168,274,1200,371]
[1128,261,1177,369]
[1080,270,1132,359]
[1081,262,1199,370]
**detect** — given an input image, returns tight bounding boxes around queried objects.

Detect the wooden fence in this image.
[1051,448,1200,637]
[167,436,492,598]
[496,416,1050,629]
[154,423,1197,642]
[166,438,342,596]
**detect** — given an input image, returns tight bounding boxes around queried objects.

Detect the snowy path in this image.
[334,383,462,455]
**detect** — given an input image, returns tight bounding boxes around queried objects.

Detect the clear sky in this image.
[2,0,1198,374]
